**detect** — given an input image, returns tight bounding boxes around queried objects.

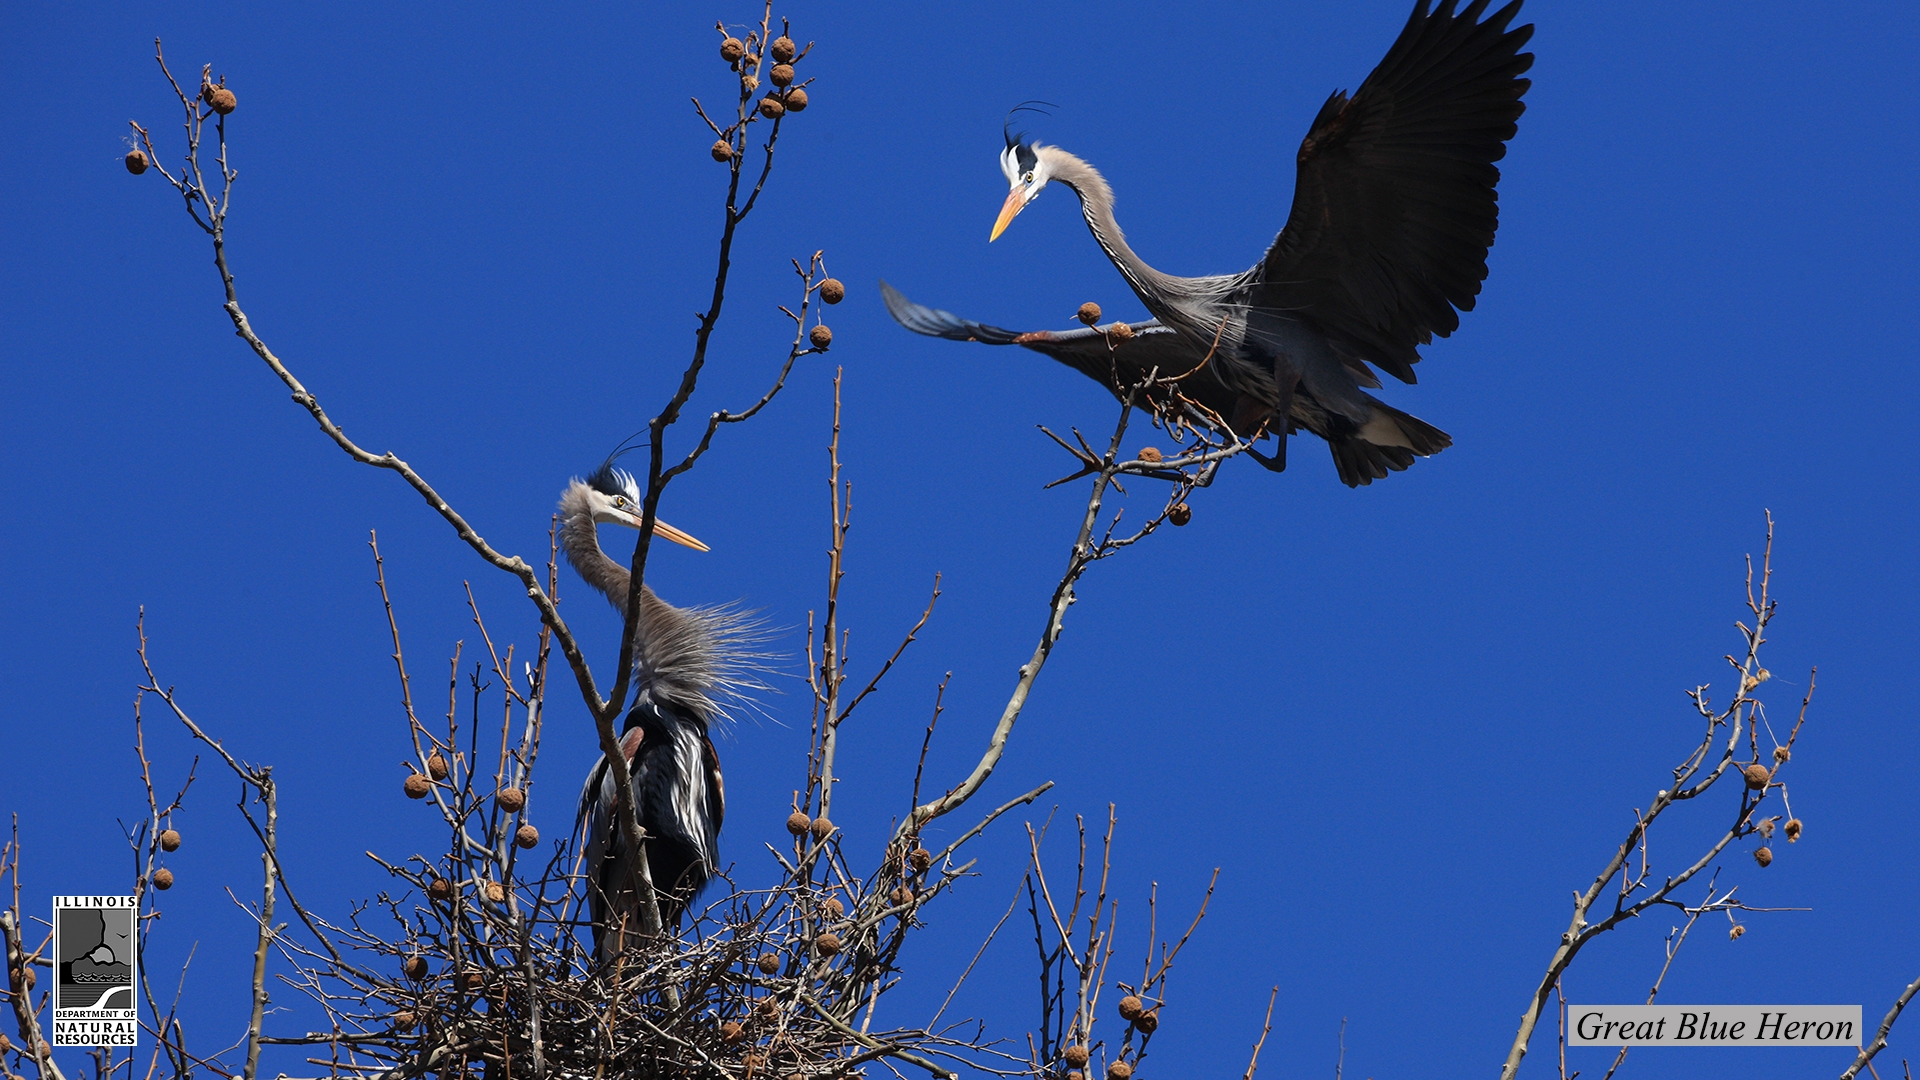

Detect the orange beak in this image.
[650,518,711,553]
[989,187,1025,242]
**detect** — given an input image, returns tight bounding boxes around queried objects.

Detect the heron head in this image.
[583,465,710,551]
[992,137,1051,242]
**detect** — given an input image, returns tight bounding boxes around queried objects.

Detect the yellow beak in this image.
[989,187,1025,242]
[651,518,710,552]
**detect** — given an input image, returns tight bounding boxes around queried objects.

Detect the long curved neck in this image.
[1037,146,1185,310]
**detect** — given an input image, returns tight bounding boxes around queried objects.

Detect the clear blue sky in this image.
[4,3,1917,1078]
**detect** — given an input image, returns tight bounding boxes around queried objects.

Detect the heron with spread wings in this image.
[887,0,1532,487]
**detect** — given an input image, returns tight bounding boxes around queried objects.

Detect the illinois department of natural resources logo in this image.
[51,896,138,1046]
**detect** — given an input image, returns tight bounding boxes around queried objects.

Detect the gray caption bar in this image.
[1568,1005,1861,1047]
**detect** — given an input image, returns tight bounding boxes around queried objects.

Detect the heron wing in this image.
[1257,0,1532,383]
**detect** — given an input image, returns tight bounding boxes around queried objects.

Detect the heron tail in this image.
[1328,401,1452,487]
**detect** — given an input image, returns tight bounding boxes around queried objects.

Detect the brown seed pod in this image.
[712,140,735,162]
[758,95,786,119]
[1137,446,1162,463]
[786,811,812,836]
[1107,1062,1133,1080]
[770,64,795,87]
[458,971,484,992]
[426,877,452,901]
[1116,995,1145,1021]
[427,752,450,780]
[125,149,149,175]
[36,1043,50,1060]
[1107,321,1135,341]
[1729,924,1746,940]
[403,956,429,980]
[741,73,760,92]
[910,847,933,873]
[814,932,841,956]
[819,278,845,304]
[756,998,779,1020]
[1743,763,1772,789]
[809,813,834,838]
[783,87,809,112]
[720,1021,745,1044]
[1784,818,1803,842]
[1753,846,1773,868]
[497,787,526,812]
[1063,1045,1090,1067]
[757,952,781,974]
[19,969,34,990]
[1168,503,1192,526]
[485,881,506,904]
[153,868,175,891]
[770,36,796,63]
[1134,1009,1160,1034]
[1068,1073,1084,1080]
[820,896,845,918]
[1773,746,1791,764]
[392,1010,416,1031]
[0,1034,10,1052]
[889,886,913,906]
[721,37,745,63]
[404,772,431,799]
[1077,302,1102,326]
[515,824,540,849]
[159,828,181,851]
[206,87,236,115]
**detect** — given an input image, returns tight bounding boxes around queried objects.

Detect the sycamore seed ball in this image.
[404,956,429,980]
[497,787,526,812]
[1107,1062,1132,1080]
[1117,995,1144,1021]
[720,1021,745,1044]
[1138,447,1162,463]
[1063,1045,1090,1067]
[486,881,506,904]
[153,868,175,890]
[404,773,431,799]
[1753,846,1773,868]
[515,824,540,849]
[427,878,452,901]
[393,1011,415,1031]
[821,897,845,918]
[889,886,913,906]
[809,814,834,840]
[1729,924,1745,940]
[783,87,809,112]
[1168,503,1192,526]
[759,96,786,119]
[770,36,796,63]
[1743,763,1771,789]
[1077,302,1102,326]
[757,953,780,974]
[819,278,845,304]
[126,149,149,175]
[742,73,760,92]
[770,64,795,87]
[814,932,841,956]
[1135,1009,1159,1034]
[427,753,449,780]
[1773,746,1791,764]
[1784,818,1803,842]
[206,87,236,115]
[787,811,812,836]
[712,140,734,162]
[721,37,745,62]
[159,828,181,851]
[1108,321,1135,341]
[809,325,832,350]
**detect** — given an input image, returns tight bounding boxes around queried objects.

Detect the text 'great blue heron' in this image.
[888,0,1533,487]
[562,464,764,957]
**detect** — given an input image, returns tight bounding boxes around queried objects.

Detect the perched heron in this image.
[890,0,1532,486]
[562,463,760,956]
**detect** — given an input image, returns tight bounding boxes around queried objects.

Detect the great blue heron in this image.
[562,463,761,957]
[891,0,1532,486]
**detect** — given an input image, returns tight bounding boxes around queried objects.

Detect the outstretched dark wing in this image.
[881,280,1238,415]
[1257,0,1532,384]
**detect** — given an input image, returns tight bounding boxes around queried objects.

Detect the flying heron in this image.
[562,463,762,956]
[889,0,1532,486]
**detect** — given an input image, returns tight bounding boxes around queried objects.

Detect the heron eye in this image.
[1023,171,1034,184]
[613,496,626,508]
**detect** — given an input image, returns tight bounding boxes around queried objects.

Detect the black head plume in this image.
[1003,99,1056,157]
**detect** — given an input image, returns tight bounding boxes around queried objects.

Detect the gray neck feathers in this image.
[1037,145,1251,350]
[558,481,767,724]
